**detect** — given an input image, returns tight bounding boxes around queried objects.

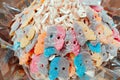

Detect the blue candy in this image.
[49,57,60,80]
[44,47,56,57]
[12,42,20,50]
[87,42,101,53]
[74,54,86,78]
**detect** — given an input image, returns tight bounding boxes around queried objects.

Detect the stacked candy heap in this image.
[10,0,120,80]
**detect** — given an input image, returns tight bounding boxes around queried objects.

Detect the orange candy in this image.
[34,32,47,55]
[19,49,34,65]
[66,53,76,77]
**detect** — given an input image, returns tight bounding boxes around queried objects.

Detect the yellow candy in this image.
[91,53,102,67]
[78,22,96,40]
[20,36,30,48]
[27,27,35,40]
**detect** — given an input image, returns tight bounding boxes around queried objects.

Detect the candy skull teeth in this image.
[9,0,120,80]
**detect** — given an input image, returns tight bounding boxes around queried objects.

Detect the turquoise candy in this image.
[12,42,20,50]
[49,57,60,80]
[44,47,56,57]
[74,54,86,78]
[87,42,101,53]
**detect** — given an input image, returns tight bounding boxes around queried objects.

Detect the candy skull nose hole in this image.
[55,67,58,70]
[62,67,65,70]
[79,32,81,35]
[41,64,44,67]
[65,41,69,44]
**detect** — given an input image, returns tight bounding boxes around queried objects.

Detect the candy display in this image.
[9,0,120,80]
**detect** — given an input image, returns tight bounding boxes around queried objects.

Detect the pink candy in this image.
[112,28,120,42]
[54,26,66,50]
[65,29,80,56]
[90,6,103,12]
[30,55,40,73]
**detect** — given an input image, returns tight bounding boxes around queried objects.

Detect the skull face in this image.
[81,51,95,70]
[34,32,47,55]
[30,55,40,74]
[49,57,69,80]
[54,26,66,50]
[99,10,115,28]
[58,57,69,80]
[37,54,49,75]
[101,45,109,61]
[106,44,118,57]
[74,54,86,78]
[49,57,60,80]
[74,23,87,46]
[45,26,65,51]
[30,54,49,78]
[45,26,57,47]
[64,28,80,56]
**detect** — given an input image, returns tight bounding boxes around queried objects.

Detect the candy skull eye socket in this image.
[71,28,74,30]
[94,15,97,18]
[103,53,106,56]
[50,34,53,38]
[41,64,44,67]
[62,67,65,70]
[80,63,82,66]
[85,60,88,63]
[73,41,76,44]
[57,36,60,39]
[83,19,86,24]
[79,32,81,35]
[54,67,58,70]
[98,32,101,35]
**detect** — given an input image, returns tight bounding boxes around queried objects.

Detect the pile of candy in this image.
[10,0,120,80]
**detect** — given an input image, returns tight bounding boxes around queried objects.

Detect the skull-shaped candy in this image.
[87,41,101,53]
[74,53,86,78]
[34,32,47,55]
[30,54,49,79]
[49,57,69,80]
[45,26,66,51]
[74,23,87,46]
[101,45,109,61]
[64,28,80,56]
